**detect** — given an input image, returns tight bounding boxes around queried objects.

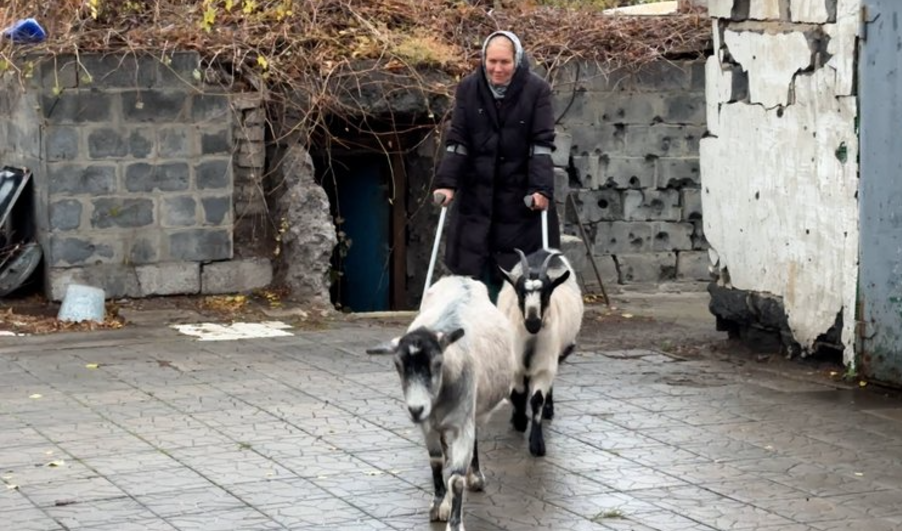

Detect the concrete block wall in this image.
[550,59,709,286]
[0,53,272,300]
[0,74,42,179]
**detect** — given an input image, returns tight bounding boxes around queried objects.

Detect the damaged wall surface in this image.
[702,0,860,361]
[548,59,710,288]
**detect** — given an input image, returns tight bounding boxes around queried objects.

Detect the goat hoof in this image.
[466,470,485,492]
[430,493,452,522]
[511,414,528,432]
[529,439,546,457]
[529,428,546,457]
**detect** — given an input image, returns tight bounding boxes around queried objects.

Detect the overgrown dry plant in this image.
[0,0,709,117]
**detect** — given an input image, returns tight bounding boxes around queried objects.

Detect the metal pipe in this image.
[567,192,610,308]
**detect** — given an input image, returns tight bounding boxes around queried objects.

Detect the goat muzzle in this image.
[525,318,543,334]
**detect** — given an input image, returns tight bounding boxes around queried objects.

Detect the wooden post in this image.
[390,151,408,310]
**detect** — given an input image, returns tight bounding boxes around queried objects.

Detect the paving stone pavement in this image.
[2,321,902,531]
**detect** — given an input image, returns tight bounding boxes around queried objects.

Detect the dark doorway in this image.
[308,112,440,312]
[316,155,393,312]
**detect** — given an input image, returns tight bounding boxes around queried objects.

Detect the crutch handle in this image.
[524,195,549,249]
[433,192,447,206]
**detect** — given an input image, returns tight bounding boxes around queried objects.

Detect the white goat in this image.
[368,276,516,531]
[497,248,584,457]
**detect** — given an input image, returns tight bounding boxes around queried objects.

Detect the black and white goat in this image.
[497,248,584,457]
[368,276,516,531]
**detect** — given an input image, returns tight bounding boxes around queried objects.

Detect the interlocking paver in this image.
[89,519,180,531]
[2,314,902,531]
[0,508,65,531]
[44,497,158,528]
[0,485,35,512]
[78,450,182,476]
[259,496,372,527]
[107,466,217,496]
[135,485,249,518]
[812,517,902,531]
[20,476,128,508]
[227,477,332,506]
[165,507,283,530]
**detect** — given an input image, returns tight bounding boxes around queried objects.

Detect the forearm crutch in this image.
[422,192,448,308]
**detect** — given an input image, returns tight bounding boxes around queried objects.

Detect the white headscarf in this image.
[481,31,524,99]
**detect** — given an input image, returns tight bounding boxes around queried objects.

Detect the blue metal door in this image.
[325,157,390,312]
[859,0,902,383]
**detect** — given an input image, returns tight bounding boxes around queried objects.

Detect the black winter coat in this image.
[435,61,560,278]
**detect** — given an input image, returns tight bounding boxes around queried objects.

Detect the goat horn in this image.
[514,248,530,276]
[539,250,562,280]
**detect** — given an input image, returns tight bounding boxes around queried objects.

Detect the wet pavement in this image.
[2,313,902,531]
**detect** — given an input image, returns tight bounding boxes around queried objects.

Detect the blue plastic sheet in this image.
[2,18,46,44]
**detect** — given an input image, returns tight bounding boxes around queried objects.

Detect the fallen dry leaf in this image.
[202,295,248,313]
[0,306,125,335]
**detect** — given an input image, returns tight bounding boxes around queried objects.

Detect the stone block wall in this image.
[231,93,271,259]
[0,52,272,300]
[549,59,709,287]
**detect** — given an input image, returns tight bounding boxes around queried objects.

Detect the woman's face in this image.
[485,38,515,86]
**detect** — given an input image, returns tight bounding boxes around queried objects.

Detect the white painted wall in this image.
[701,0,860,363]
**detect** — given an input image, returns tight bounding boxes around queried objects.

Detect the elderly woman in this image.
[433,30,560,301]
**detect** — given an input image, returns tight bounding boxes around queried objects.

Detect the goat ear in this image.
[550,270,571,292]
[438,328,465,350]
[366,337,400,355]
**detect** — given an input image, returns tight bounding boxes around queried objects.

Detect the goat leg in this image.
[426,431,449,522]
[466,436,485,491]
[445,424,474,531]
[510,376,529,432]
[529,389,547,457]
[542,387,555,420]
[446,473,466,531]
